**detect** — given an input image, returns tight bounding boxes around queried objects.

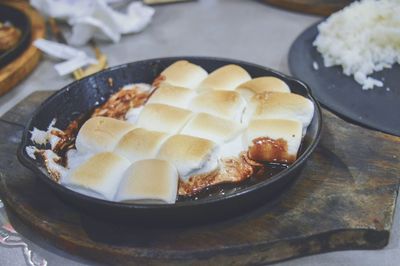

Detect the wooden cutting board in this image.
[263,0,352,16]
[0,1,45,96]
[0,91,399,265]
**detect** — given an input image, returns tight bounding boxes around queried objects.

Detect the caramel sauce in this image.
[152,74,166,88]
[178,138,295,199]
[179,169,219,196]
[179,160,288,201]
[178,153,263,197]
[51,119,80,163]
[92,87,150,120]
[248,137,296,164]
[35,150,61,182]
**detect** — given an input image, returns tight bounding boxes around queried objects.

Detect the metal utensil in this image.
[0,200,47,266]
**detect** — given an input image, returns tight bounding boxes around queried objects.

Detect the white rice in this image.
[313,0,400,90]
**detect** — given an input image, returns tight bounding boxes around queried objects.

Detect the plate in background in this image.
[0,4,31,68]
[289,22,400,136]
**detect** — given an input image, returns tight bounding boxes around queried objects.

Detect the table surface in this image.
[0,1,398,265]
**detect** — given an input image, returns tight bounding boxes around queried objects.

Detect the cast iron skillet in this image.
[0,4,31,69]
[18,57,322,225]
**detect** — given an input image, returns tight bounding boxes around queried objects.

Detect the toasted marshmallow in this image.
[114,128,169,163]
[236,77,290,101]
[137,103,193,134]
[243,119,302,163]
[147,85,196,109]
[75,117,135,154]
[125,106,144,124]
[197,64,251,91]
[190,91,246,122]
[157,134,219,180]
[220,135,244,158]
[243,92,314,128]
[181,113,243,144]
[115,159,179,204]
[62,152,130,200]
[155,60,208,89]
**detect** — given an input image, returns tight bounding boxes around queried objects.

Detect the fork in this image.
[0,200,47,266]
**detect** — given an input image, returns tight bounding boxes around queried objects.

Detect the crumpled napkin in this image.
[31,0,155,46]
[33,38,98,75]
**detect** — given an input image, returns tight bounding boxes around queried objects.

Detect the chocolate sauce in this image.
[178,162,288,201]
[152,74,166,88]
[248,137,295,164]
[51,120,80,163]
[92,87,149,120]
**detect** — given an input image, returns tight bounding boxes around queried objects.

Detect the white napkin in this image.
[33,39,98,76]
[30,0,93,19]
[30,0,155,46]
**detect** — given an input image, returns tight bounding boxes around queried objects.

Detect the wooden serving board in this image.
[0,91,399,265]
[0,1,45,96]
[263,0,352,16]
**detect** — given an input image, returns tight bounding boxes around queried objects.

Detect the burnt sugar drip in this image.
[248,137,296,164]
[92,87,150,120]
[178,153,262,196]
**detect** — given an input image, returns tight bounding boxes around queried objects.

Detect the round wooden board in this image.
[0,1,45,96]
[263,0,351,16]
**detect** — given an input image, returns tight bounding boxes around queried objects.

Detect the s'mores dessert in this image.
[36,60,316,203]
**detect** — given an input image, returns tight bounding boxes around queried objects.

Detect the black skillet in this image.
[18,57,322,225]
[0,4,31,69]
[289,21,400,137]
